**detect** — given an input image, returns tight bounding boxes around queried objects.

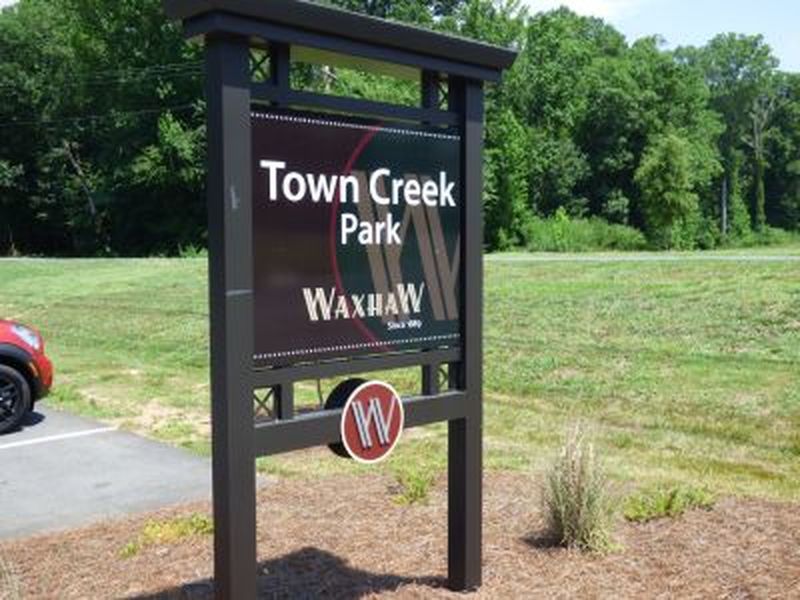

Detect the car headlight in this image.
[11,324,41,351]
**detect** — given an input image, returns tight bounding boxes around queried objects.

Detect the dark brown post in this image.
[421,69,442,399]
[448,76,484,591]
[421,70,440,113]
[205,34,258,600]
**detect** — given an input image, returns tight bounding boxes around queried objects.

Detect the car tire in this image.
[0,364,31,435]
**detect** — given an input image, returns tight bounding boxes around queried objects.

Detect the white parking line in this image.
[0,427,117,451]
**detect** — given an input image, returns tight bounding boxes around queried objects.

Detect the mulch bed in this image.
[2,472,799,599]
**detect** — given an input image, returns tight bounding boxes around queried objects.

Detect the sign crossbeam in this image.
[254,390,467,456]
[251,84,460,126]
[252,347,460,388]
[165,1,516,598]
[182,11,507,83]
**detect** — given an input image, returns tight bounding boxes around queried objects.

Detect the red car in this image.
[0,319,53,434]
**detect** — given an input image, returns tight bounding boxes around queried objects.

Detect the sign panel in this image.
[252,110,462,366]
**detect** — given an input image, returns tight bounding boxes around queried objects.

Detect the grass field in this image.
[1,250,798,501]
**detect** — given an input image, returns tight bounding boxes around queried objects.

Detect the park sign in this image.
[252,111,461,366]
[164,1,516,598]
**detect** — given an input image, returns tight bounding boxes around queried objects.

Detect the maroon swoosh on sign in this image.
[328,124,387,350]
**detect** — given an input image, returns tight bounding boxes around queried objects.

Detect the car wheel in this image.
[0,364,31,435]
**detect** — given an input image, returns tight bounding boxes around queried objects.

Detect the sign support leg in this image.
[448,77,484,591]
[205,34,257,600]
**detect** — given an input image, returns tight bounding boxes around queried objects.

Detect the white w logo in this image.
[351,397,397,449]
[349,171,459,322]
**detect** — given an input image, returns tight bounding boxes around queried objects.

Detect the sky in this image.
[521,0,800,72]
[0,0,797,71]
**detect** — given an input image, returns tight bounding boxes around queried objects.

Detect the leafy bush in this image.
[659,205,703,250]
[542,426,615,552]
[523,209,647,252]
[695,215,723,249]
[624,485,715,522]
[178,244,207,258]
[731,226,800,248]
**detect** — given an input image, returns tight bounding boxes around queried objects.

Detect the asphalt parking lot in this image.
[0,404,211,539]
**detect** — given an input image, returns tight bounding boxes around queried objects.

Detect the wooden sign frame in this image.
[165,2,516,598]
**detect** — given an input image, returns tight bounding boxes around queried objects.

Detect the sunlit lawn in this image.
[1,249,798,500]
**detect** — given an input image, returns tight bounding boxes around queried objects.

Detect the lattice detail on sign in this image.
[439,365,450,390]
[250,49,270,83]
[438,78,450,110]
[253,388,274,421]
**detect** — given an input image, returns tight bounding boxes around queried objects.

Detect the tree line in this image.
[0,0,798,256]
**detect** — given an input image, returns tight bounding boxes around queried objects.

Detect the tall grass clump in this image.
[542,425,615,552]
[0,556,20,600]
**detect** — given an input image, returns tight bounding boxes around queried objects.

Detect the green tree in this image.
[744,93,777,230]
[485,109,530,248]
[1,0,797,256]
[0,0,203,255]
[452,0,530,247]
[574,37,722,237]
[508,9,624,217]
[328,0,465,24]
[635,133,701,248]
[682,34,779,233]
[765,73,800,230]
[0,159,23,253]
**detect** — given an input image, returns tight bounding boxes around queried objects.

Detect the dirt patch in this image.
[2,473,799,599]
[131,401,209,437]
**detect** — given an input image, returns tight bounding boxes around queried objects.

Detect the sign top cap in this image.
[163,0,518,79]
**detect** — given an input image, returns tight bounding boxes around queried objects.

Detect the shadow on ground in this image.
[21,410,45,428]
[2,409,45,436]
[132,547,446,599]
[521,530,562,551]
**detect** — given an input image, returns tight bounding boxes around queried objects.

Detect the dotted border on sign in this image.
[253,333,461,361]
[251,111,461,141]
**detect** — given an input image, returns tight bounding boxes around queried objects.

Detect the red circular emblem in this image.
[340,380,404,464]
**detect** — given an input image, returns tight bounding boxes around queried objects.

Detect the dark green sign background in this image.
[252,110,462,366]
